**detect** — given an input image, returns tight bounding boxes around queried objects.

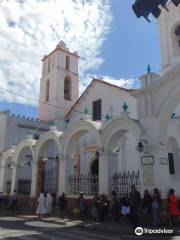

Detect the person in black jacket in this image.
[58,193,67,218]
[129,185,141,228]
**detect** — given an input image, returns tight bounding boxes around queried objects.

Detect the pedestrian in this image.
[152,195,161,227]
[36,193,47,218]
[98,194,109,221]
[2,192,10,209]
[120,193,130,222]
[128,184,141,228]
[110,191,119,221]
[142,190,153,226]
[77,193,86,218]
[11,190,18,212]
[91,193,100,221]
[46,192,53,214]
[167,188,180,226]
[154,188,161,203]
[58,193,67,218]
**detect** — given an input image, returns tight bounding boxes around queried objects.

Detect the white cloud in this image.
[0,0,137,107]
[79,73,139,95]
[0,0,113,106]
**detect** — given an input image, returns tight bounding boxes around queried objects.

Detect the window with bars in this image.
[17,179,31,195]
[168,153,175,175]
[66,55,70,70]
[64,76,71,101]
[92,99,101,121]
[45,79,50,102]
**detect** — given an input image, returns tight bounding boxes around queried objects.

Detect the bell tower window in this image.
[66,55,70,70]
[45,79,50,102]
[64,76,71,101]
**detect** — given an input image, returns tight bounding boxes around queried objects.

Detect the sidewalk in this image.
[1,212,180,236]
[13,214,134,235]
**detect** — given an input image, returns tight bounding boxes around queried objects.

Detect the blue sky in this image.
[0,0,161,118]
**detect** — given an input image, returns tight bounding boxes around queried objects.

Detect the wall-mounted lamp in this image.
[137,141,144,152]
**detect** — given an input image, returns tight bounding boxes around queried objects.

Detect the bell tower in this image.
[38,41,79,121]
[158,2,180,74]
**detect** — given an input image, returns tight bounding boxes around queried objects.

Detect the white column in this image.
[58,155,68,195]
[58,156,69,195]
[10,165,17,194]
[30,159,37,197]
[0,166,5,192]
[99,151,109,195]
[99,151,118,196]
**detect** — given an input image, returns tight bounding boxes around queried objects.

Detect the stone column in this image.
[58,155,67,196]
[99,150,118,196]
[0,165,5,192]
[10,165,17,194]
[98,151,108,195]
[30,159,37,197]
[153,145,169,198]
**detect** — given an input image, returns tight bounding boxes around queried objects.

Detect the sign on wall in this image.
[141,156,154,165]
[143,165,154,186]
[141,156,154,186]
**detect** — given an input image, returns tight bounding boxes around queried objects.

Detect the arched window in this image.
[64,76,71,101]
[45,79,50,102]
[66,55,70,70]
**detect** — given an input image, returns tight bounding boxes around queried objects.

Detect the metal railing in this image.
[68,174,98,196]
[17,179,31,195]
[112,171,140,197]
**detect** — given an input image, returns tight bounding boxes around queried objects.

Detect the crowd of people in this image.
[0,190,18,211]
[1,185,180,228]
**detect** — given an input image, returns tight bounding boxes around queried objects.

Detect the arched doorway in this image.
[36,139,60,200]
[102,117,142,196]
[15,146,33,195]
[63,120,102,195]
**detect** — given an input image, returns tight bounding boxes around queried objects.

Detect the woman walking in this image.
[168,188,180,226]
[46,193,53,214]
[36,193,46,218]
[142,190,153,226]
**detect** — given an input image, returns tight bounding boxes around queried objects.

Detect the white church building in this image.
[0,2,180,201]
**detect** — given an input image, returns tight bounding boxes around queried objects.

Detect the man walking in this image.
[129,184,141,228]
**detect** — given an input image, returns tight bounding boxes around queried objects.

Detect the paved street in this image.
[0,216,180,240]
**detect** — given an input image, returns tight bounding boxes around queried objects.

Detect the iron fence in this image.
[17,179,31,195]
[112,171,140,197]
[68,174,98,195]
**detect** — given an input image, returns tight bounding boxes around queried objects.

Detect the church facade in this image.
[0,2,180,199]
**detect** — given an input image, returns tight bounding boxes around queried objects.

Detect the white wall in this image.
[158,3,180,74]
[69,82,137,124]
